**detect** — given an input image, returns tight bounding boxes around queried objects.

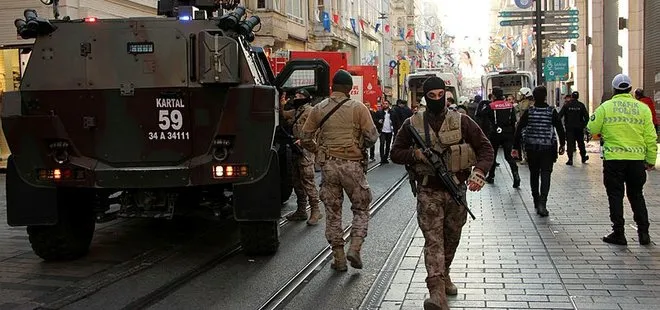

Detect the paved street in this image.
[376,142,660,309]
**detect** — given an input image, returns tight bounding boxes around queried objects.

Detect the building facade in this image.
[574,0,652,113]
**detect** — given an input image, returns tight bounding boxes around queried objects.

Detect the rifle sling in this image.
[318,98,351,129]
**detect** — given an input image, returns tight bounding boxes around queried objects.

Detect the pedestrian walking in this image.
[587,74,657,245]
[300,69,379,271]
[375,99,395,163]
[512,86,566,217]
[390,76,494,310]
[559,91,590,165]
[282,89,323,225]
[483,87,520,187]
[634,88,659,132]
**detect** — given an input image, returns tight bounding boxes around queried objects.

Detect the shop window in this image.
[1,49,24,92]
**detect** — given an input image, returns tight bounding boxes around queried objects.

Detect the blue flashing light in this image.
[179,15,191,21]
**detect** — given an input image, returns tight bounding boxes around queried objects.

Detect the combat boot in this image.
[424,281,448,310]
[639,231,651,245]
[537,198,549,217]
[512,170,520,188]
[346,237,364,269]
[306,206,323,226]
[602,227,627,245]
[444,268,457,295]
[286,207,307,221]
[330,246,347,271]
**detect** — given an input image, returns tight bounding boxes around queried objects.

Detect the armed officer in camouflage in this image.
[391,77,494,310]
[283,89,323,225]
[301,70,379,271]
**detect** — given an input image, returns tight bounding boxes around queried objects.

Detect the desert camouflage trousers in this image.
[319,159,373,247]
[416,184,468,288]
[292,149,320,210]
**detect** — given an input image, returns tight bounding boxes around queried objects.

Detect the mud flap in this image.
[6,155,58,226]
[233,148,282,221]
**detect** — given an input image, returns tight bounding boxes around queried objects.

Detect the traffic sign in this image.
[543,32,580,40]
[499,11,535,18]
[544,16,579,24]
[534,25,579,32]
[515,0,534,9]
[545,9,579,16]
[544,56,569,82]
[500,19,536,26]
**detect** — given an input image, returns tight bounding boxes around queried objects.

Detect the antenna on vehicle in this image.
[39,0,61,19]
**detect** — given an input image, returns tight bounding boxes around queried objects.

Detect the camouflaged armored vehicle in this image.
[1,0,330,261]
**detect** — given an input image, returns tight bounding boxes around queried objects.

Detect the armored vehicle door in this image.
[273,59,330,101]
[84,23,191,165]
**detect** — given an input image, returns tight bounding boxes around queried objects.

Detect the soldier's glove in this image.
[413,148,430,164]
[468,169,486,192]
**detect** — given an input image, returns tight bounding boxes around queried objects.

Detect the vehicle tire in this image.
[27,189,95,261]
[279,146,294,204]
[239,220,279,256]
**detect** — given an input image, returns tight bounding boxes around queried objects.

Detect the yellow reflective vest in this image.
[587,93,658,164]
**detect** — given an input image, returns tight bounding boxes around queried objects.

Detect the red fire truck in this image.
[268,51,382,111]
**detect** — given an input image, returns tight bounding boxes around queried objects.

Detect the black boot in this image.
[537,198,548,217]
[512,170,520,188]
[639,231,651,245]
[485,175,494,184]
[581,154,589,163]
[532,195,539,211]
[603,227,627,245]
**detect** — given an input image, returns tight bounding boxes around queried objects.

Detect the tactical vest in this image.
[316,97,363,160]
[524,106,555,149]
[291,104,311,138]
[410,110,476,177]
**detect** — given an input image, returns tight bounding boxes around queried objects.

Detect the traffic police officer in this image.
[587,74,657,246]
[484,87,520,187]
[283,89,323,225]
[391,77,494,310]
[559,91,590,165]
[300,69,379,271]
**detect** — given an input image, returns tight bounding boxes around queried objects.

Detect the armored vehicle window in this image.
[282,69,315,88]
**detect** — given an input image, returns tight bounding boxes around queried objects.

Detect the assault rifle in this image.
[405,123,477,220]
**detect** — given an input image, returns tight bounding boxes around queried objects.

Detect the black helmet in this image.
[332,69,353,87]
[571,91,579,99]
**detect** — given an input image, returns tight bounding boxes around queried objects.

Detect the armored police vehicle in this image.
[1,0,330,261]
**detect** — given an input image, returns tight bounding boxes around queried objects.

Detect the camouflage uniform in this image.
[391,109,493,309]
[284,102,322,225]
[301,91,379,271]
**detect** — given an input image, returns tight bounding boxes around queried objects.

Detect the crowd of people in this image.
[278,70,657,310]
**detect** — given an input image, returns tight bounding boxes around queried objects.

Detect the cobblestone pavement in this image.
[0,173,228,309]
[378,142,660,309]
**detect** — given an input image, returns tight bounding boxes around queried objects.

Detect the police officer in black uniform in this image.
[484,87,520,187]
[559,91,589,165]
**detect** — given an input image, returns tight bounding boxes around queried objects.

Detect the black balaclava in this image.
[423,76,446,114]
[293,89,311,107]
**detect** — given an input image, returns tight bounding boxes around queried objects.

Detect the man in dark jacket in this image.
[483,87,520,187]
[374,100,395,163]
[513,86,566,217]
[391,99,413,137]
[559,91,589,165]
